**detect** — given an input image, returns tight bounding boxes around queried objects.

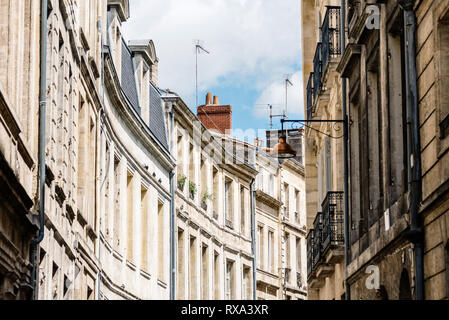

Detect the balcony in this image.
[321,6,341,75]
[312,6,341,101]
[306,229,314,278]
[313,43,322,100]
[321,192,344,256]
[307,192,345,280]
[306,73,314,119]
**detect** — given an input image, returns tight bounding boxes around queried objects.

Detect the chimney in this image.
[198,93,232,135]
[206,93,212,105]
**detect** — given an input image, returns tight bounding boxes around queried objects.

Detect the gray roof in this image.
[121,40,141,114]
[149,83,169,150]
[117,39,169,151]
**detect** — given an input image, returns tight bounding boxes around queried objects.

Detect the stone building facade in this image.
[302,0,449,300]
[0,0,175,300]
[191,94,308,300]
[301,0,347,300]
[0,0,41,300]
[162,92,257,300]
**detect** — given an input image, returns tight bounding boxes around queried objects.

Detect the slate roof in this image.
[149,83,169,150]
[121,40,141,114]
[117,39,169,151]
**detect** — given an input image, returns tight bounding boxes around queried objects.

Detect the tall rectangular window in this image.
[213,252,220,299]
[141,186,149,272]
[285,233,291,269]
[158,201,165,281]
[296,238,301,271]
[257,227,262,268]
[113,158,121,249]
[189,236,197,299]
[177,229,185,299]
[268,231,273,272]
[243,267,251,299]
[126,172,134,262]
[213,167,219,217]
[225,179,233,225]
[201,245,209,300]
[225,261,234,300]
[240,186,246,234]
[284,183,290,218]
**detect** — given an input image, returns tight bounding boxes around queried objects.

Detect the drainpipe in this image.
[30,0,48,300]
[250,178,257,300]
[169,103,176,300]
[340,0,351,301]
[398,0,424,300]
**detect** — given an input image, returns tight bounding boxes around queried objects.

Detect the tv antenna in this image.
[255,104,285,129]
[284,74,293,119]
[195,40,210,107]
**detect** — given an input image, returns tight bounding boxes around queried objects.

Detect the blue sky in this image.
[123,0,304,136]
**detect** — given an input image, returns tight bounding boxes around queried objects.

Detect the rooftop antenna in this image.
[195,40,210,107]
[284,74,293,119]
[255,104,284,129]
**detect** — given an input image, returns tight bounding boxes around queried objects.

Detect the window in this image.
[201,156,208,205]
[141,186,149,272]
[438,12,449,140]
[285,233,291,269]
[242,267,251,299]
[240,186,247,235]
[158,201,165,281]
[201,245,209,300]
[213,167,219,217]
[225,179,234,226]
[177,229,185,299]
[113,158,121,249]
[295,189,301,224]
[268,231,274,272]
[257,227,262,268]
[189,143,195,183]
[189,236,197,299]
[213,252,220,299]
[126,172,134,262]
[296,238,301,272]
[269,174,274,196]
[225,261,234,300]
[284,183,290,218]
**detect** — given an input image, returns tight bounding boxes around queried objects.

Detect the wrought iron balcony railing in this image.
[321,6,341,74]
[321,192,345,255]
[312,213,322,269]
[307,229,314,278]
[306,192,344,279]
[297,272,303,288]
[307,73,314,119]
[313,43,322,100]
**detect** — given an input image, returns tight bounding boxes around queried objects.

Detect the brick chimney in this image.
[197,93,232,135]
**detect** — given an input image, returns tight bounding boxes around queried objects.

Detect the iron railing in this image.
[297,272,303,288]
[321,6,341,73]
[312,213,322,269]
[313,43,322,100]
[306,230,314,278]
[321,192,345,255]
[307,73,314,119]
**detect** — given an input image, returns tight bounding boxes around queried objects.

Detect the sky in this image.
[122,0,304,136]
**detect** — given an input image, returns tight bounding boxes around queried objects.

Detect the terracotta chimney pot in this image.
[206,93,212,105]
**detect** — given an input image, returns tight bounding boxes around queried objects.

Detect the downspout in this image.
[340,0,351,301]
[398,0,424,300]
[30,0,48,300]
[250,178,256,300]
[169,103,176,300]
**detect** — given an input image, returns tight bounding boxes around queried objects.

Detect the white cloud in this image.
[123,0,302,110]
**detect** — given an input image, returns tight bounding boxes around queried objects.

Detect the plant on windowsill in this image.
[177,174,187,191]
[189,181,197,200]
[201,192,213,211]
